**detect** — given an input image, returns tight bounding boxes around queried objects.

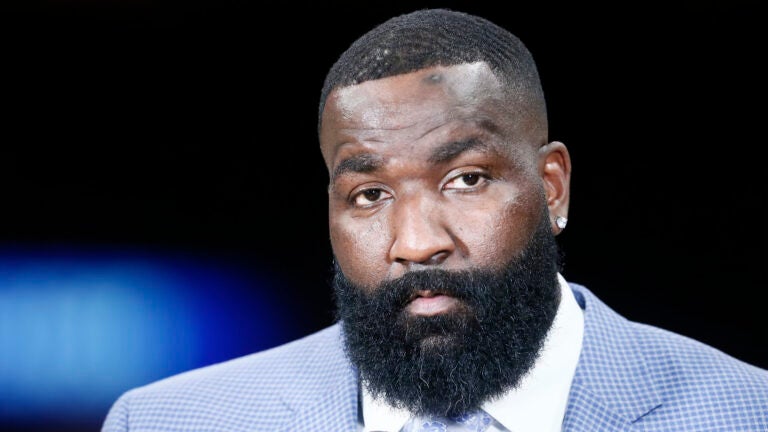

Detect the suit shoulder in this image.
[632,320,768,389]
[572,281,767,390]
[134,324,342,395]
[102,324,346,431]
[630,321,768,427]
[568,282,767,430]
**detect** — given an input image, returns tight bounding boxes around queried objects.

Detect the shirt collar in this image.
[483,272,584,431]
[362,273,584,432]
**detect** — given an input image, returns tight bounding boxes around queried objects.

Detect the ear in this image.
[538,141,571,235]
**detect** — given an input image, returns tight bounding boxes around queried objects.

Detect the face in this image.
[320,62,570,297]
[320,62,572,415]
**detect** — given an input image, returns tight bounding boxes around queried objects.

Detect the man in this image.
[102,8,768,431]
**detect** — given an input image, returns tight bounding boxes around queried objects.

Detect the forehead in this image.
[319,63,510,164]
[330,62,501,128]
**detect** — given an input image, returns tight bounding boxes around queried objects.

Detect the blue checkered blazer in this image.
[102,283,768,431]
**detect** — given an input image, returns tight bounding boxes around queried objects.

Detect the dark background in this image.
[5,1,766,430]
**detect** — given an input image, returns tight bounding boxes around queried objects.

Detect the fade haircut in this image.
[318,8,548,135]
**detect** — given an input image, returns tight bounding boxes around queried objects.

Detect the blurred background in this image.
[3,1,765,430]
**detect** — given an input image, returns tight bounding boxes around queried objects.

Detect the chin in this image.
[417,333,464,350]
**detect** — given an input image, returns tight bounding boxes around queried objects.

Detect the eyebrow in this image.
[427,137,490,164]
[329,137,492,186]
[330,153,384,184]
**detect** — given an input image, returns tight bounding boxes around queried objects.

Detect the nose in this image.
[388,194,455,267]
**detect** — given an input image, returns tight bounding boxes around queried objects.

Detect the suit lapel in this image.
[279,324,360,431]
[562,285,663,431]
[563,381,634,431]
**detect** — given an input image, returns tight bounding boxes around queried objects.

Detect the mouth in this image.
[405,290,461,316]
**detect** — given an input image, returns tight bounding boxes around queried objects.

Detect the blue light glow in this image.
[0,247,296,423]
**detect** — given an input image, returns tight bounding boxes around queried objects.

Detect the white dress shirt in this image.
[361,273,584,432]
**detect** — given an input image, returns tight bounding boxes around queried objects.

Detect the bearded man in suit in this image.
[102,8,768,432]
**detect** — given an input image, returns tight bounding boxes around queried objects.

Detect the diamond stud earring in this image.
[555,216,568,229]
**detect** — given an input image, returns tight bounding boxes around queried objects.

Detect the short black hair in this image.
[318,8,547,134]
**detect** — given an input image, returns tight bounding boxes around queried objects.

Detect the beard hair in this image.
[332,212,563,417]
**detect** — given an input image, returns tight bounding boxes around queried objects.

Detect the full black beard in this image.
[333,215,562,417]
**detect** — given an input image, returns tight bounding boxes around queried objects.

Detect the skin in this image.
[320,62,571,315]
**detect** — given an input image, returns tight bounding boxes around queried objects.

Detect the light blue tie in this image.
[401,410,493,432]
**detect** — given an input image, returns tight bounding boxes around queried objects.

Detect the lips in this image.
[405,290,461,316]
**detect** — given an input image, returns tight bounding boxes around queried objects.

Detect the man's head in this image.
[318,9,571,416]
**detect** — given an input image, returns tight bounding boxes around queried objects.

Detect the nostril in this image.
[423,250,450,265]
[394,250,450,267]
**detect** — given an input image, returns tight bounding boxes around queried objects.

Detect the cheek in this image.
[329,215,390,286]
[454,188,541,267]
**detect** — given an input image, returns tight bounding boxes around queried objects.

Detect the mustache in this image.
[350,266,499,311]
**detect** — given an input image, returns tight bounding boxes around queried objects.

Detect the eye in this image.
[352,188,391,207]
[444,172,488,190]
